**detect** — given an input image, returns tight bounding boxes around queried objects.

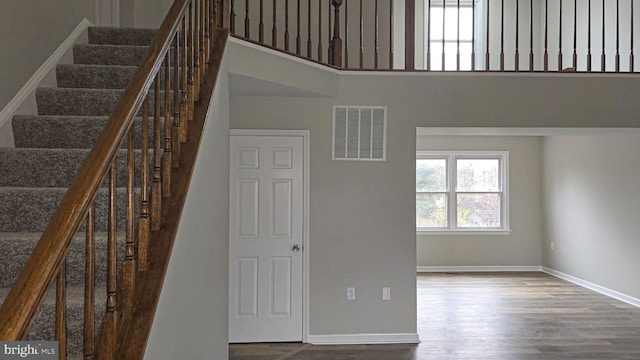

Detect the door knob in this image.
[292,244,301,252]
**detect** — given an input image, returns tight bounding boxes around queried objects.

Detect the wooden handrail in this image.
[0,0,220,343]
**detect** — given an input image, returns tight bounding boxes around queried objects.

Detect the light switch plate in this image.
[347,287,355,300]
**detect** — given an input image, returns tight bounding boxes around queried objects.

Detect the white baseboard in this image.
[542,267,640,308]
[417,265,543,273]
[307,333,420,345]
[0,18,93,131]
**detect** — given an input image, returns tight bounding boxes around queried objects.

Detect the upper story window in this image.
[416,151,509,233]
[424,0,483,70]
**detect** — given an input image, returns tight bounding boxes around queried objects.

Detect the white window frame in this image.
[416,151,510,235]
[423,0,485,71]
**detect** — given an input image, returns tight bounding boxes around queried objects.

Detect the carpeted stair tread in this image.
[0,232,125,288]
[57,64,138,89]
[88,26,157,46]
[0,148,149,187]
[0,187,140,233]
[12,115,162,149]
[73,44,149,66]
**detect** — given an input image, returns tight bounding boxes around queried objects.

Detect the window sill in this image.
[417,229,512,236]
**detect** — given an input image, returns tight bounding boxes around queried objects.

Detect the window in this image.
[416,151,509,233]
[424,0,483,70]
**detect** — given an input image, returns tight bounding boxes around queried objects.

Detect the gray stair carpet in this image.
[1,26,157,359]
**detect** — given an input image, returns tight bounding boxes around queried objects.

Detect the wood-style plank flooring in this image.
[229,272,640,359]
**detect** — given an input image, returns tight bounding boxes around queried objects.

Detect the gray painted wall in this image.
[133,0,173,28]
[144,55,230,359]
[228,41,640,337]
[416,135,542,267]
[542,135,640,299]
[119,0,135,27]
[231,94,418,336]
[0,0,94,111]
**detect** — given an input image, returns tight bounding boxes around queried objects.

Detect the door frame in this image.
[95,0,120,26]
[229,129,310,343]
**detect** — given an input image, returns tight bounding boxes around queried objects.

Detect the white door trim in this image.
[229,129,310,343]
[95,0,120,26]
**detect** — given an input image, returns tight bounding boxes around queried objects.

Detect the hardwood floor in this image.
[229,272,640,359]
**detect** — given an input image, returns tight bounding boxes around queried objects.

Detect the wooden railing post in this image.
[100,162,119,360]
[138,98,150,271]
[405,0,415,69]
[120,125,136,323]
[150,74,162,231]
[230,0,236,33]
[221,0,229,28]
[162,51,172,198]
[84,205,95,359]
[172,32,182,167]
[55,264,66,360]
[331,0,343,67]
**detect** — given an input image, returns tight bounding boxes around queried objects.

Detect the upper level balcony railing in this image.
[226,0,640,72]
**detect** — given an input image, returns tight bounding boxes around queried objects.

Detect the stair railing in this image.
[0,0,227,359]
[229,0,640,72]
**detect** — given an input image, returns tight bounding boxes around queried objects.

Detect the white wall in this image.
[550,0,640,72]
[542,135,640,299]
[144,54,230,360]
[228,40,640,338]
[417,135,542,267]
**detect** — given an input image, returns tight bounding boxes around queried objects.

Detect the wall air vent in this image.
[332,106,387,161]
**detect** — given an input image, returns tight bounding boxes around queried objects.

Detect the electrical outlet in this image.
[347,287,355,301]
[550,242,555,251]
[382,287,391,301]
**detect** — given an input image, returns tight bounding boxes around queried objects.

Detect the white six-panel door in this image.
[229,134,304,342]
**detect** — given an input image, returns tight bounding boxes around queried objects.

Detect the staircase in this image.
[0,26,157,359]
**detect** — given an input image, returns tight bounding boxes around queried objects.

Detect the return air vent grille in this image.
[332,106,387,161]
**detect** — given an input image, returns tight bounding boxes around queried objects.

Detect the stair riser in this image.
[89,26,157,45]
[12,116,165,149]
[57,65,178,90]
[74,44,149,66]
[57,65,136,89]
[73,44,180,67]
[0,149,153,188]
[36,88,173,116]
[0,188,141,233]
[0,236,124,287]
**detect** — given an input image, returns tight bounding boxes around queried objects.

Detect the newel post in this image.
[330,0,343,67]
